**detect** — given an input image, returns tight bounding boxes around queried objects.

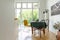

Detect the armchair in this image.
[31,22,47,37]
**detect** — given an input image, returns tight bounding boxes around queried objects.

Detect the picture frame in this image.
[51,1,60,16]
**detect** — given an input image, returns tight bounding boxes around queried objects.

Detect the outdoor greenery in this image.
[18,9,38,24]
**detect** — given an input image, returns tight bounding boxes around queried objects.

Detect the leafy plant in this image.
[18,9,38,24]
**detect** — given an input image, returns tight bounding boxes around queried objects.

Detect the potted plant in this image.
[53,22,60,29]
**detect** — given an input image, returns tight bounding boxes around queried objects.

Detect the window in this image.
[17,3,21,8]
[33,3,38,8]
[21,9,32,23]
[22,3,27,8]
[16,2,39,24]
[28,3,32,8]
[33,9,39,21]
[16,9,21,18]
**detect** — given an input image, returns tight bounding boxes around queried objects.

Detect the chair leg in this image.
[32,27,33,34]
[43,28,45,35]
[40,30,41,38]
[48,26,49,32]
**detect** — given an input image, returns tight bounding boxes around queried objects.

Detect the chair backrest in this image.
[24,20,28,26]
[31,22,47,29]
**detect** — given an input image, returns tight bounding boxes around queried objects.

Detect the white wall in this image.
[39,0,47,21]
[0,0,18,40]
[47,0,60,34]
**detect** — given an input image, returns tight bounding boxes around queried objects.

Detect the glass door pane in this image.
[22,3,27,8]
[33,9,39,21]
[21,9,32,25]
[28,3,32,8]
[17,3,21,8]
[16,9,21,18]
[33,3,38,8]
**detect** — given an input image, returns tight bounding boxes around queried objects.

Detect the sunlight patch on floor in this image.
[18,25,32,40]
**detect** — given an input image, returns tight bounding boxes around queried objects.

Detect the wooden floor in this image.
[18,27,56,40]
[32,29,56,40]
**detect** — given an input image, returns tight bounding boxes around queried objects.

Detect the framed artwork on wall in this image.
[51,1,60,16]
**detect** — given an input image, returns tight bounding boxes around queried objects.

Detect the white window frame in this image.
[16,2,40,20]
